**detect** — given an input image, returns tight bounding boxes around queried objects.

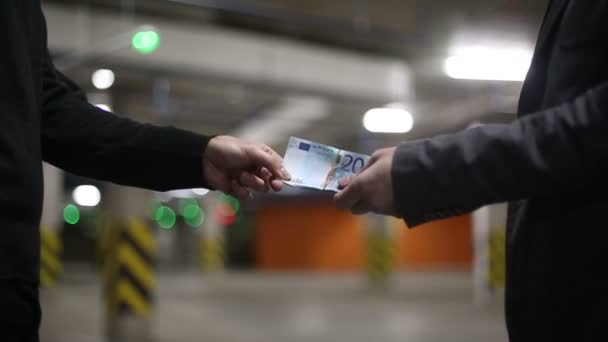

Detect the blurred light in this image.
[214,203,236,226]
[155,206,176,229]
[92,69,115,90]
[95,104,112,112]
[467,121,483,129]
[132,30,160,54]
[182,203,201,220]
[72,185,101,207]
[185,209,205,228]
[63,204,80,225]
[444,47,532,81]
[192,188,210,196]
[220,194,240,213]
[158,189,198,200]
[363,103,414,133]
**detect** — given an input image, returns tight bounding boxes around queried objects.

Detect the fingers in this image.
[257,167,273,181]
[338,175,353,190]
[270,179,284,192]
[231,179,251,200]
[334,179,363,211]
[239,171,268,192]
[254,167,284,192]
[248,145,291,181]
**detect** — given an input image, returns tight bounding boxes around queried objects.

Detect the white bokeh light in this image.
[444,46,532,81]
[363,103,414,133]
[95,103,112,112]
[192,188,210,196]
[73,185,101,207]
[92,69,115,90]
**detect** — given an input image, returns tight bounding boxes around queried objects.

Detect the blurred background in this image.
[39,0,547,341]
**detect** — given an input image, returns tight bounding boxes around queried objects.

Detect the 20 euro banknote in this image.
[282,137,370,192]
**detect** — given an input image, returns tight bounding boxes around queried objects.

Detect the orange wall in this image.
[399,214,472,270]
[255,201,364,271]
[255,201,473,272]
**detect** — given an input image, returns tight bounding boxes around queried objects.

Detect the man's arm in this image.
[41,51,289,197]
[41,52,210,192]
[335,83,608,227]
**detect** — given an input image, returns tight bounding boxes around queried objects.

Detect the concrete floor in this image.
[40,267,508,342]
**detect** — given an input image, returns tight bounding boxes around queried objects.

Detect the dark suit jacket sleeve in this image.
[392,83,608,227]
[40,51,212,191]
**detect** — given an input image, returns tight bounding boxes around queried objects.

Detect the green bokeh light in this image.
[185,210,205,228]
[155,206,176,229]
[132,30,160,54]
[63,204,80,225]
[179,198,198,214]
[220,194,240,213]
[183,203,201,220]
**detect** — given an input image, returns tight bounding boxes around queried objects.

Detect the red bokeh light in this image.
[214,203,237,226]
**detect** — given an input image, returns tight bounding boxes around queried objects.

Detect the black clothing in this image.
[0,280,41,342]
[0,1,209,282]
[392,1,608,340]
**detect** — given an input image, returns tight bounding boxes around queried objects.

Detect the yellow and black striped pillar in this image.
[104,218,156,329]
[199,193,226,273]
[40,228,63,288]
[365,216,399,286]
[200,236,225,272]
[488,227,506,290]
[98,218,120,278]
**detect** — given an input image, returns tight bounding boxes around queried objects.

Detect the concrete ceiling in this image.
[43,0,549,154]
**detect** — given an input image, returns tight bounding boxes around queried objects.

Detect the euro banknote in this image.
[282,137,370,192]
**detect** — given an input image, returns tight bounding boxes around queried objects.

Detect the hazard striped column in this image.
[103,185,156,342]
[488,226,506,290]
[365,214,399,287]
[472,203,507,306]
[98,218,120,278]
[199,193,225,273]
[40,227,63,287]
[105,219,156,318]
[40,163,64,288]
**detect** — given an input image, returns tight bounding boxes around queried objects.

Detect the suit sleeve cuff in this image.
[391,140,431,228]
[391,139,478,228]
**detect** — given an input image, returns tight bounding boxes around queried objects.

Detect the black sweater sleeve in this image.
[391,83,608,227]
[40,50,212,191]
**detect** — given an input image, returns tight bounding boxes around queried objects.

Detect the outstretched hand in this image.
[203,136,291,199]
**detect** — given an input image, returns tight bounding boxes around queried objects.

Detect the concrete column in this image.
[472,206,491,306]
[40,163,64,287]
[472,203,508,306]
[104,184,156,342]
[365,214,399,289]
[199,192,226,274]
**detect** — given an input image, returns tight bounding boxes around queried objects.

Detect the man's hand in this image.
[334,147,399,216]
[203,136,291,199]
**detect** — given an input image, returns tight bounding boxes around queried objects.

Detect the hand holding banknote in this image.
[282,137,370,192]
[334,147,399,216]
[204,135,291,199]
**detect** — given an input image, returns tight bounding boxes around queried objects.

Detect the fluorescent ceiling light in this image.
[73,185,101,207]
[444,47,532,81]
[363,103,414,133]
